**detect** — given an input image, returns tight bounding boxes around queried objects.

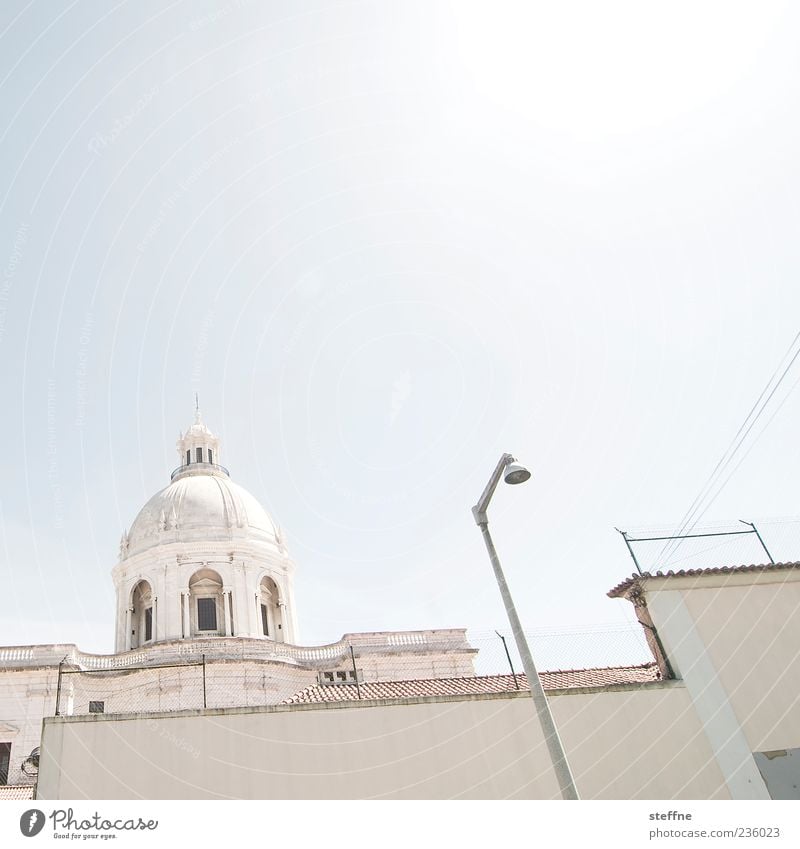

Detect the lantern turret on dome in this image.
[174,398,223,480]
[111,405,298,652]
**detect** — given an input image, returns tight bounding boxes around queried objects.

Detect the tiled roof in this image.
[283,664,661,704]
[608,561,800,599]
[0,785,35,800]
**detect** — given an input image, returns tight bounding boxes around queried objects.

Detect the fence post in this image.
[54,660,64,716]
[615,528,643,574]
[349,645,362,699]
[740,520,775,565]
[495,631,520,690]
[202,655,207,709]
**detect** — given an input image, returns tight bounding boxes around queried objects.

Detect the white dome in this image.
[126,468,280,558]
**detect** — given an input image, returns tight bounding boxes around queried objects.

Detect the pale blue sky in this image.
[1,1,800,655]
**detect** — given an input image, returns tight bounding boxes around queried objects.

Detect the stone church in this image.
[7,410,795,800]
[0,410,477,793]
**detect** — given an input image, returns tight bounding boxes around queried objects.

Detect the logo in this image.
[19,810,45,837]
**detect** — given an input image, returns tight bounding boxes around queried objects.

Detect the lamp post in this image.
[472,453,579,800]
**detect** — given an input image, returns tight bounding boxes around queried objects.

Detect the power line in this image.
[657,329,800,566]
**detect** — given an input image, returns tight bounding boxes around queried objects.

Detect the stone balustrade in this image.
[0,629,474,671]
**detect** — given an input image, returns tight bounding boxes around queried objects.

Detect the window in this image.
[144,607,152,642]
[260,603,269,636]
[89,701,105,714]
[196,447,203,463]
[208,449,213,464]
[318,669,363,685]
[186,449,191,465]
[197,597,217,631]
[0,742,10,785]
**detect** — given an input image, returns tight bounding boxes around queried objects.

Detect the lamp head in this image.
[504,462,531,485]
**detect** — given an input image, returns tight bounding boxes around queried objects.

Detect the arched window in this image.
[189,569,223,636]
[130,580,153,648]
[259,576,284,642]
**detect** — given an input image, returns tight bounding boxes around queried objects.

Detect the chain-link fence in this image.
[468,624,653,676]
[53,622,657,718]
[618,517,800,574]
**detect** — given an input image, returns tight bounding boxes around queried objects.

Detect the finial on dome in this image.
[119,530,129,559]
[174,406,225,478]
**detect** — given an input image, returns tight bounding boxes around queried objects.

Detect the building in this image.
[2,411,800,799]
[0,411,477,796]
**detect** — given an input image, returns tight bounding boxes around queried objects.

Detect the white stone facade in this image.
[113,411,297,649]
[0,629,476,788]
[0,408,478,791]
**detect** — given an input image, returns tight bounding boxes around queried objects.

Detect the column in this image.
[222,589,232,636]
[182,592,191,639]
[124,607,133,651]
[153,597,158,642]
[277,601,286,643]
[233,562,252,638]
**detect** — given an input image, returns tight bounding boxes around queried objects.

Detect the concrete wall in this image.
[636,568,800,800]
[0,630,476,791]
[679,574,800,753]
[37,682,728,800]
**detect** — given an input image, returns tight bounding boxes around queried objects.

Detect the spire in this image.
[173,406,226,480]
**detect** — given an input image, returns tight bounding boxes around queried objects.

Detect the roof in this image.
[608,561,800,599]
[0,785,35,800]
[124,472,279,559]
[283,664,661,704]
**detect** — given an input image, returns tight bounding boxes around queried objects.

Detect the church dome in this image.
[120,404,282,559]
[126,469,281,558]
[113,404,297,651]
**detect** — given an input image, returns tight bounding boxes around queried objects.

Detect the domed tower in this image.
[112,408,297,652]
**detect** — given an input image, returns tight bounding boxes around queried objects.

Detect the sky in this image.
[1,0,800,656]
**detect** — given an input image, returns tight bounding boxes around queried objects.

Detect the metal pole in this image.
[202,654,207,709]
[615,528,642,574]
[349,645,362,700]
[55,660,64,716]
[478,522,579,799]
[741,520,775,565]
[495,631,520,690]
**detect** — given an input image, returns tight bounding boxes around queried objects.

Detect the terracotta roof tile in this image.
[283,664,661,704]
[608,561,800,599]
[0,785,35,800]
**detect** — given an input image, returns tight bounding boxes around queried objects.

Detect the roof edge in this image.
[608,561,800,599]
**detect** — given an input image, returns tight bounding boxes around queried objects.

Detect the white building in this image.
[3,411,799,800]
[113,408,299,649]
[31,561,800,800]
[0,411,477,795]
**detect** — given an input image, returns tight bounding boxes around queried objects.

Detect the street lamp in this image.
[472,453,580,800]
